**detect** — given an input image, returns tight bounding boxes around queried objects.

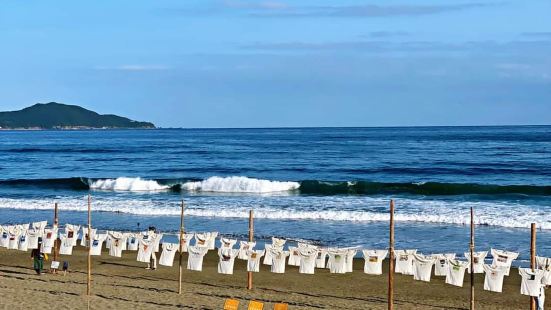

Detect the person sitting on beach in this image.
[30,239,45,275]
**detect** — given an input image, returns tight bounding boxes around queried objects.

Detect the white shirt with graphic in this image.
[464,251,488,274]
[483,264,508,293]
[362,250,388,275]
[187,246,209,271]
[247,249,265,272]
[412,253,436,282]
[159,242,179,267]
[445,259,469,287]
[270,249,290,274]
[432,253,456,276]
[490,248,519,276]
[519,268,545,297]
[394,249,417,275]
[218,248,239,275]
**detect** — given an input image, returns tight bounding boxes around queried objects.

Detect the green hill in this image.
[0,102,155,129]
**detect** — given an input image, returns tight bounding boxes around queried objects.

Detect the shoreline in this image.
[0,246,534,309]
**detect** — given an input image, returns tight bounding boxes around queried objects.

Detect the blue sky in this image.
[1,0,550,127]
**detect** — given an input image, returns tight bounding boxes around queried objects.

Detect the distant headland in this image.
[0,102,155,130]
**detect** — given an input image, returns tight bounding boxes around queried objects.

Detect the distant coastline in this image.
[0,102,155,130]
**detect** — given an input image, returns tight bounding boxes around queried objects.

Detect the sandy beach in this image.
[0,246,536,309]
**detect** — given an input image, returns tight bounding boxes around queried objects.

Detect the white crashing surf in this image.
[89,177,169,192]
[181,176,300,193]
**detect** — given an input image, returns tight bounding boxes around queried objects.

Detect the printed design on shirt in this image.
[251,253,257,259]
[473,257,479,264]
[399,255,408,261]
[369,256,378,262]
[497,255,507,263]
[68,231,74,238]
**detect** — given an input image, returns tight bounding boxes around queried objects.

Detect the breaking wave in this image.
[181,176,300,193]
[89,177,170,191]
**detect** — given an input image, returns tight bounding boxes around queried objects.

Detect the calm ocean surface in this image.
[1,126,550,260]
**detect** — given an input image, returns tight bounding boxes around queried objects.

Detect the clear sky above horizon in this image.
[1,1,550,128]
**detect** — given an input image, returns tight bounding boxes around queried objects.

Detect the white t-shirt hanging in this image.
[8,228,22,250]
[108,232,126,257]
[80,227,97,247]
[464,251,487,274]
[187,246,209,271]
[219,237,237,249]
[298,248,318,274]
[413,253,436,282]
[490,248,518,276]
[90,234,107,256]
[238,241,256,260]
[483,264,508,293]
[247,250,265,272]
[536,256,551,285]
[59,234,74,255]
[0,226,9,248]
[316,249,328,269]
[137,239,154,263]
[288,246,301,266]
[272,237,286,248]
[65,224,80,246]
[26,229,41,249]
[327,249,348,274]
[263,244,274,265]
[345,249,358,273]
[31,221,47,232]
[445,259,469,287]
[270,249,290,274]
[394,249,417,275]
[362,250,388,275]
[519,268,545,297]
[432,253,456,276]
[41,227,58,254]
[159,243,179,267]
[218,248,239,275]
[181,233,194,252]
[194,232,211,248]
[18,233,29,251]
[126,233,140,251]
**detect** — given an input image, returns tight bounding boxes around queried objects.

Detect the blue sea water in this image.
[0,126,550,260]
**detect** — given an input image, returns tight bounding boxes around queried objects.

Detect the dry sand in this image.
[0,246,538,309]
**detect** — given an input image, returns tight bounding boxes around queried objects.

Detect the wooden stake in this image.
[388,200,395,310]
[470,207,475,310]
[247,209,254,290]
[530,223,536,310]
[53,202,59,265]
[87,194,92,296]
[178,200,185,295]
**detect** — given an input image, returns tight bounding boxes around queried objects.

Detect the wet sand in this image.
[0,247,536,309]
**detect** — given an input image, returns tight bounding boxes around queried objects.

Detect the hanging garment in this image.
[194,232,213,248]
[298,247,318,274]
[362,250,388,275]
[464,251,488,274]
[288,246,301,266]
[345,249,358,273]
[159,243,179,267]
[41,227,58,254]
[7,227,22,250]
[18,233,29,251]
[519,268,545,297]
[483,264,508,293]
[90,234,108,256]
[413,253,436,282]
[490,248,519,276]
[394,249,417,275]
[187,246,209,271]
[445,259,469,287]
[298,242,318,251]
[126,233,141,251]
[108,232,127,257]
[247,250,265,272]
[218,248,239,275]
[137,239,154,263]
[219,237,237,249]
[64,224,81,246]
[59,234,74,255]
[263,244,275,266]
[327,249,348,274]
[26,229,41,250]
[316,249,328,269]
[432,253,456,276]
[180,233,194,252]
[536,256,551,285]
[0,226,9,248]
[270,249,290,274]
[272,237,286,248]
[80,227,97,247]
[238,241,256,260]
[31,221,47,232]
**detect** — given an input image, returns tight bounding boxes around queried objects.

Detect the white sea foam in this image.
[0,196,550,230]
[89,177,169,191]
[181,176,300,193]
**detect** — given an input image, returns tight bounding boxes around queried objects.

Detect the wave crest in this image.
[89,177,170,191]
[181,176,300,193]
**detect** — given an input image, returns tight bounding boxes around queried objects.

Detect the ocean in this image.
[1,126,550,261]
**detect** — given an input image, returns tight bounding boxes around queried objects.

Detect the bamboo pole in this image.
[178,200,185,294]
[53,203,59,271]
[247,209,254,290]
[470,207,475,310]
[87,194,92,296]
[388,200,394,310]
[530,223,536,310]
